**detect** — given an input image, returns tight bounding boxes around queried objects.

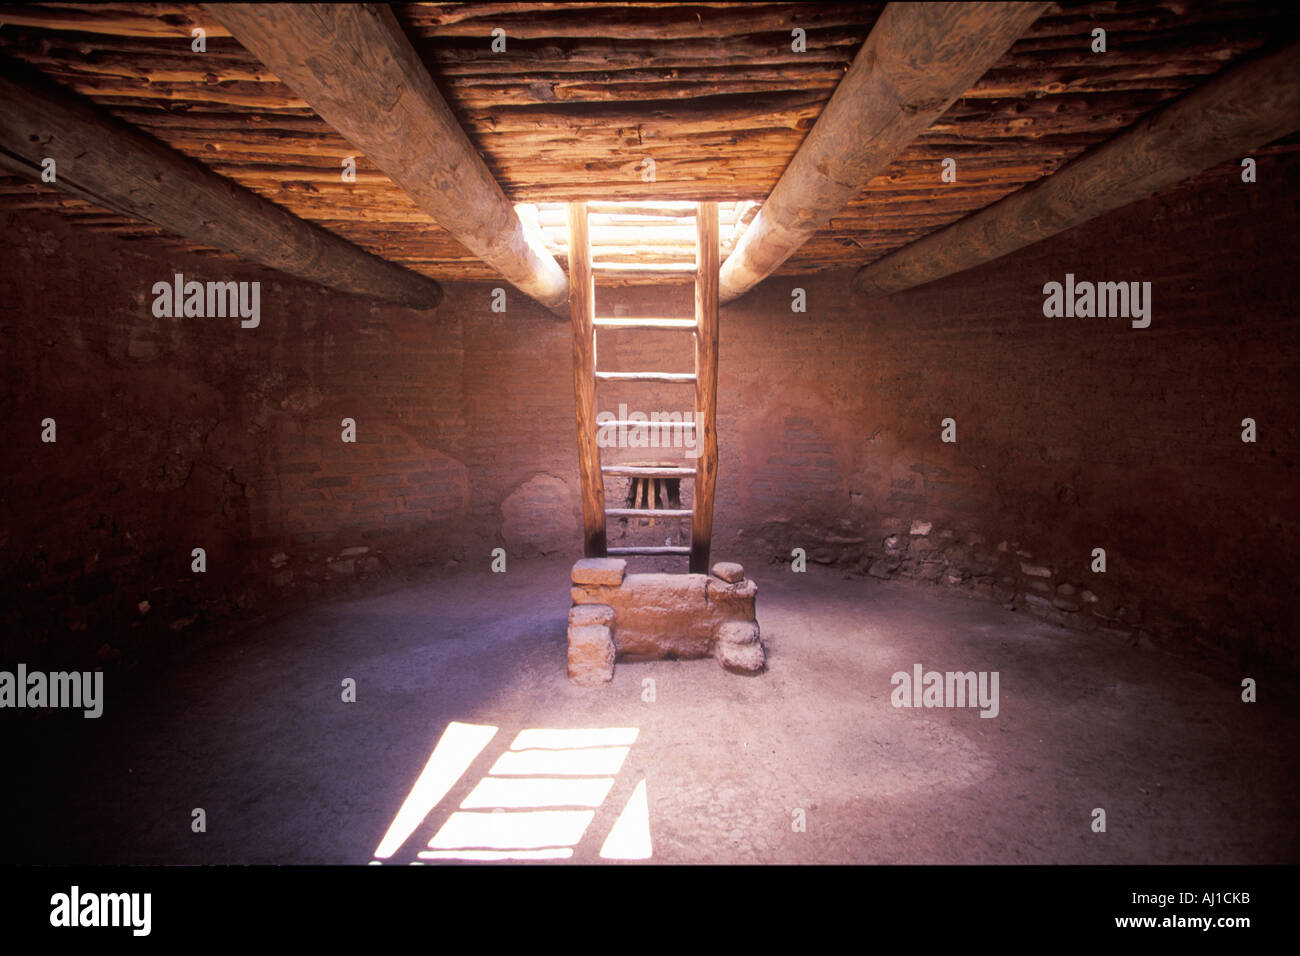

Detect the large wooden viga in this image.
[852,39,1300,299]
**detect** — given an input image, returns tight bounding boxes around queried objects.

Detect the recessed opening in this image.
[516,200,758,281]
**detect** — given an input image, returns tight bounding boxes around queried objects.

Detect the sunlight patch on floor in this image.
[373,723,651,863]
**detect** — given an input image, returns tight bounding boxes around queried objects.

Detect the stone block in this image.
[571,557,627,586]
[717,620,760,646]
[711,561,745,583]
[567,622,615,686]
[717,640,765,675]
[569,603,615,628]
[706,576,758,617]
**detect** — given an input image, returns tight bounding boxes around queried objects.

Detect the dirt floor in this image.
[4,557,1297,865]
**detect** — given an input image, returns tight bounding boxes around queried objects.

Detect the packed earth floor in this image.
[4,558,1296,865]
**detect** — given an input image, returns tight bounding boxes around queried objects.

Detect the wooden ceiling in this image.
[0,1,1296,287]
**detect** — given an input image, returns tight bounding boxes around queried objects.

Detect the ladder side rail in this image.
[690,201,720,573]
[568,201,607,556]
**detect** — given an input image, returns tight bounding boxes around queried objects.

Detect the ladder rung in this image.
[593,317,697,331]
[595,371,696,384]
[602,466,696,478]
[607,546,692,556]
[599,420,695,429]
[605,508,692,518]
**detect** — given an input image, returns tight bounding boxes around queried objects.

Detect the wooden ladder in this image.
[568,200,719,574]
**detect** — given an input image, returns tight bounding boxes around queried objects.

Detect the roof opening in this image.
[516,200,759,283]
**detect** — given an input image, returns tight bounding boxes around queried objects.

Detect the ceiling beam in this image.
[0,63,442,309]
[718,1,1046,304]
[209,3,568,313]
[852,40,1300,299]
